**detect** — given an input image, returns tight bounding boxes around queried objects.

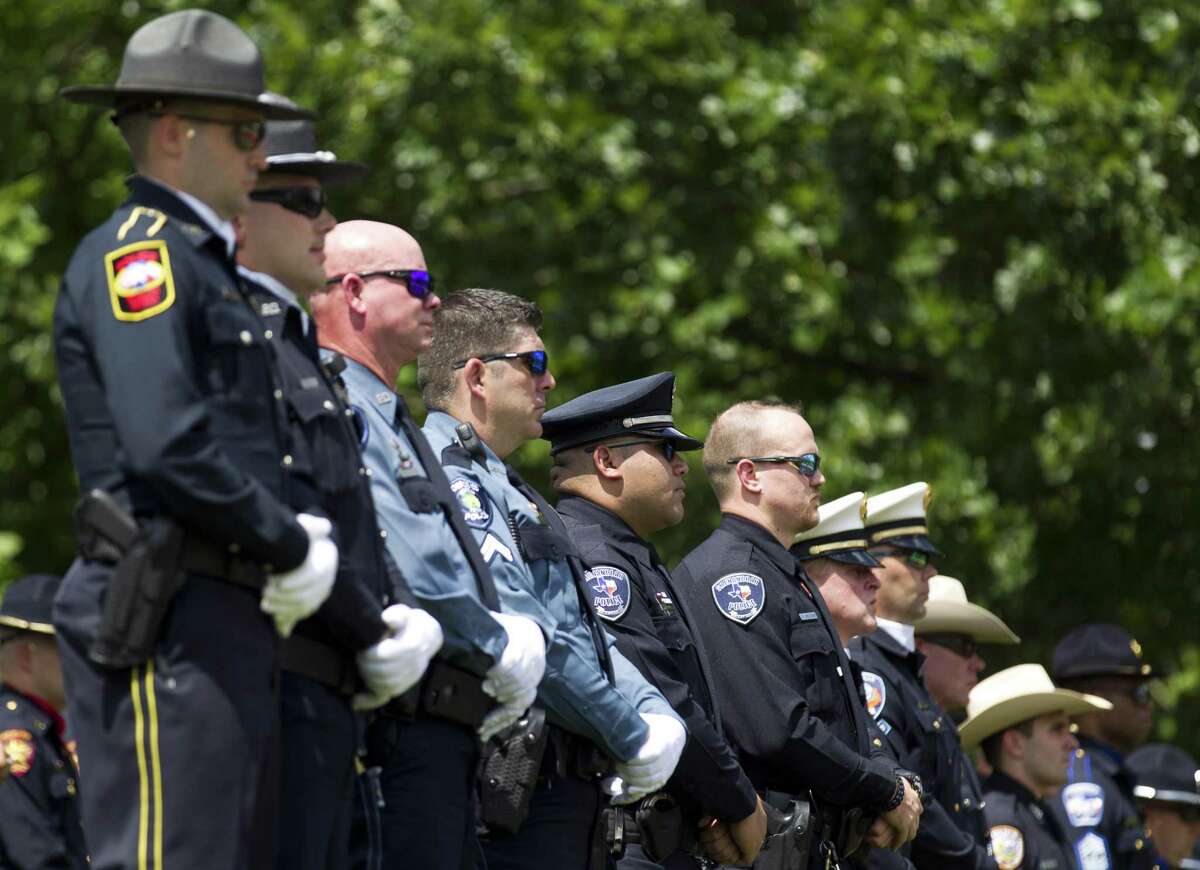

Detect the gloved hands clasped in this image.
[611,712,687,805]
[353,604,445,711]
[478,611,547,742]
[260,513,339,638]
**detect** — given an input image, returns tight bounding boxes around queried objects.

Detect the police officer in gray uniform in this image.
[309,225,547,870]
[1127,744,1200,869]
[417,288,685,869]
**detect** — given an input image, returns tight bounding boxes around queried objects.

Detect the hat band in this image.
[1133,786,1200,807]
[267,151,338,165]
[622,414,673,428]
[871,525,928,542]
[808,539,869,555]
[0,615,55,635]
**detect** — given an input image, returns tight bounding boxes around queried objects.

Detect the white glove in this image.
[352,604,444,710]
[481,612,547,704]
[261,513,339,638]
[477,685,537,743]
[612,713,686,803]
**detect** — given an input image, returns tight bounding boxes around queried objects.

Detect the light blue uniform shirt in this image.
[334,357,507,672]
[423,410,677,762]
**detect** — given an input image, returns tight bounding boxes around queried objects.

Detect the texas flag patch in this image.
[711,573,765,625]
[585,566,631,621]
[105,240,176,322]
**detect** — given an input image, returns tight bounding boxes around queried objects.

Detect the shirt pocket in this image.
[788,618,841,719]
[285,386,359,494]
[203,303,274,409]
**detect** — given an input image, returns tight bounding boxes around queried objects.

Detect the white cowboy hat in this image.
[959,663,1111,750]
[914,576,1020,645]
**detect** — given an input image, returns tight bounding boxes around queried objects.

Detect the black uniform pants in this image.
[364,715,483,870]
[54,559,280,870]
[276,671,358,870]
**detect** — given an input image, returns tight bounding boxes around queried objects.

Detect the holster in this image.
[753,796,815,870]
[836,805,871,859]
[603,792,694,863]
[478,707,550,833]
[380,659,496,727]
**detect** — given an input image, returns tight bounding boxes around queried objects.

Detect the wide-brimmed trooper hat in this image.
[0,574,61,640]
[263,119,368,186]
[864,482,943,557]
[959,663,1111,750]
[792,492,881,567]
[914,575,1019,645]
[61,9,312,120]
[1129,744,1200,809]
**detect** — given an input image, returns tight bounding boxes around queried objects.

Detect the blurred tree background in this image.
[3,0,1199,743]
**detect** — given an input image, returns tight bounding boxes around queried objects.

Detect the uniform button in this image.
[264,329,274,340]
[67,779,77,796]
[274,389,283,400]
[282,455,293,467]
[933,718,941,730]
[239,330,252,345]
[379,529,388,539]
[954,802,961,811]
[1135,839,1144,850]
[323,400,335,412]
[4,701,15,711]
[345,409,354,417]
[963,798,972,808]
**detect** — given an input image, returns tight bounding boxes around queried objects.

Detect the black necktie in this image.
[391,397,501,611]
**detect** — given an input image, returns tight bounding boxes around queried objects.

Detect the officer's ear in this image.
[338,274,368,317]
[154,111,194,160]
[590,445,622,481]
[461,358,489,400]
[732,458,763,494]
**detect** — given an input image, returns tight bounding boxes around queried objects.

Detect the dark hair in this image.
[980,719,1034,769]
[417,288,543,410]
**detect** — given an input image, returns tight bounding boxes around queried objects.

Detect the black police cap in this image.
[262,119,368,186]
[1129,744,1200,807]
[0,574,61,638]
[61,9,312,120]
[1051,623,1153,681]
[540,372,703,455]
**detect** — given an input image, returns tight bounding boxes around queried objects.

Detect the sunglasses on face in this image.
[727,453,821,478]
[249,185,328,219]
[1103,681,1153,706]
[922,634,978,659]
[150,112,267,152]
[589,439,678,461]
[871,547,931,569]
[323,269,436,299]
[452,350,549,376]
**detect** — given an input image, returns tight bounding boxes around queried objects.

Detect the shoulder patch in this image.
[861,671,887,719]
[585,566,631,622]
[450,477,492,529]
[1062,781,1105,828]
[711,572,766,625]
[989,824,1025,870]
[105,239,176,322]
[1074,832,1110,870]
[1,729,35,777]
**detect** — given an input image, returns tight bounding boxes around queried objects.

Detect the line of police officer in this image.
[3,6,1199,870]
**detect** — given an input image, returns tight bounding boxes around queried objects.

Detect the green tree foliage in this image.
[3,0,1198,740]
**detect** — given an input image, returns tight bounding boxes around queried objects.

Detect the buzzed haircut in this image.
[702,399,805,501]
[980,719,1034,770]
[418,288,544,411]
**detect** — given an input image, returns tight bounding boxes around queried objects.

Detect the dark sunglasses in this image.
[871,547,931,569]
[150,112,267,152]
[324,269,436,299]
[589,439,678,461]
[453,350,549,376]
[727,453,821,478]
[249,186,328,219]
[1101,681,1153,706]
[922,634,978,659]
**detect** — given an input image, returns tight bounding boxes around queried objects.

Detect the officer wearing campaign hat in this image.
[848,486,993,870]
[1048,623,1159,870]
[1128,745,1200,869]
[545,373,767,868]
[0,575,86,868]
[53,10,334,869]
[964,664,1111,870]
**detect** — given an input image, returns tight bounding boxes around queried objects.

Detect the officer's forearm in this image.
[537,645,648,762]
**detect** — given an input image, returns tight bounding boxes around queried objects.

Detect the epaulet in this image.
[113,206,171,242]
[440,442,474,470]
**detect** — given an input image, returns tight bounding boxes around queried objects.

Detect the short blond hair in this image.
[702,399,805,501]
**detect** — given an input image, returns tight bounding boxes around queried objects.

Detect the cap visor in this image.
[61,85,315,120]
[648,426,703,451]
[881,533,944,558]
[828,549,883,568]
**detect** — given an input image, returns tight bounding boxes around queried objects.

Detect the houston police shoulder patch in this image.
[450,477,491,529]
[0,729,35,777]
[989,824,1024,870]
[711,573,765,625]
[585,566,631,621]
[861,671,887,719]
[1062,781,1104,828]
[105,239,176,322]
[1074,832,1109,870]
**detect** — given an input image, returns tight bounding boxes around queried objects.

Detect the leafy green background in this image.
[4,0,1198,745]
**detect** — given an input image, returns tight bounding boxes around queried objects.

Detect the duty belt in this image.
[281,634,359,696]
[379,658,495,729]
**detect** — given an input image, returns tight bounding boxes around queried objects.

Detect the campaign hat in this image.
[263,119,368,186]
[0,574,61,639]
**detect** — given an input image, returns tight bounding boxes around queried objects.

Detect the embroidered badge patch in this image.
[861,671,887,719]
[711,573,765,625]
[105,240,176,321]
[1062,782,1105,828]
[989,824,1024,870]
[451,477,491,529]
[1,729,35,777]
[585,566,631,621]
[1074,832,1109,870]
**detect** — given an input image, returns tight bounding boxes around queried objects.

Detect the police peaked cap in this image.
[864,482,943,557]
[61,9,312,120]
[1051,623,1154,681]
[1129,744,1200,808]
[792,492,881,567]
[540,372,703,454]
[0,574,61,638]
[263,118,368,186]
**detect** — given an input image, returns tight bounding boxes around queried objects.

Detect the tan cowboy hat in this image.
[959,664,1111,750]
[914,576,1020,645]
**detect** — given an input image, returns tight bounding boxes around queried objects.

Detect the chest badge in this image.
[711,573,765,626]
[861,671,887,719]
[585,566,631,622]
[0,729,35,777]
[989,824,1025,870]
[450,478,492,529]
[1061,781,1104,828]
[1073,832,1109,870]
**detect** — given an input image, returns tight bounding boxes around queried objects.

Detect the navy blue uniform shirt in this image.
[983,771,1073,870]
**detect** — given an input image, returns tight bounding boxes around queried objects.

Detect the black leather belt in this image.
[179,537,266,591]
[281,634,359,697]
[379,659,495,728]
[545,725,609,781]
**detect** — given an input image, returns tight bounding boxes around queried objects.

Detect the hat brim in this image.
[1053,663,1156,680]
[60,85,314,120]
[826,549,883,568]
[875,533,943,558]
[646,426,703,452]
[959,690,1111,750]
[916,601,1020,645]
[0,615,55,636]
[265,156,369,186]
